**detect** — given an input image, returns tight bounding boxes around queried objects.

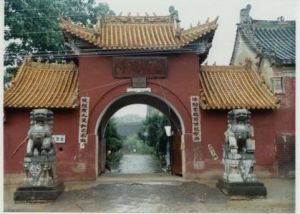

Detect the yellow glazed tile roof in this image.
[59,15,218,50]
[4,58,79,108]
[199,64,279,110]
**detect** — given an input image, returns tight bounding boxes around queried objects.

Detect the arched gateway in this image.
[95,93,185,175]
[4,8,281,182]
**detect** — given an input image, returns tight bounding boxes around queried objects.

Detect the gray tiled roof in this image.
[231,5,295,65]
[243,20,295,65]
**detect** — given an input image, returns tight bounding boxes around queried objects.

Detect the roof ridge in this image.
[201,64,246,70]
[252,19,296,24]
[103,14,174,24]
[22,57,78,71]
[182,17,218,35]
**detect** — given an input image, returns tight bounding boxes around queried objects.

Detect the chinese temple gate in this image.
[4,7,294,182]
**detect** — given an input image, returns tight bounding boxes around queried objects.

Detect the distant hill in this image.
[113,114,144,124]
[113,114,145,138]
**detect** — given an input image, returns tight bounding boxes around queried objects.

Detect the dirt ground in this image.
[3,174,295,213]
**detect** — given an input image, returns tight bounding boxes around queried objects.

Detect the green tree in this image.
[139,113,170,157]
[4,0,114,82]
[105,118,123,169]
[123,134,154,154]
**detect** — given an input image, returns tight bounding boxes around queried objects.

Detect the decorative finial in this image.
[94,15,102,36]
[277,16,285,22]
[244,58,253,69]
[169,5,180,22]
[214,16,219,23]
[240,4,252,24]
[58,13,64,21]
[108,10,115,16]
[27,53,32,61]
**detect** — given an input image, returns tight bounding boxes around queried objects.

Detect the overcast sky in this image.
[100,0,297,64]
[106,0,297,117]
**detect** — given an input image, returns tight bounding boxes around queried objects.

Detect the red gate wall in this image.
[4,54,294,181]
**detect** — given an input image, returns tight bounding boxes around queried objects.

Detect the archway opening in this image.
[96,94,184,176]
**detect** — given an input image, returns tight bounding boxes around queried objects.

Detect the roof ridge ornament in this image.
[277,16,285,22]
[169,6,180,22]
[244,58,253,70]
[93,15,102,36]
[24,54,32,64]
[240,4,252,24]
[169,6,182,37]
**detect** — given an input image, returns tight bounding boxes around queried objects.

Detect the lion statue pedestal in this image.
[14,109,64,202]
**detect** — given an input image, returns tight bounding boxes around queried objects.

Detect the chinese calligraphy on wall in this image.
[79,96,90,149]
[190,96,201,143]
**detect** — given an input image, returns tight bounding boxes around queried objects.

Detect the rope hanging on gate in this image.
[11,137,28,158]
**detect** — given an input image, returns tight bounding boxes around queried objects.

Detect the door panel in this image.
[98,138,106,175]
[171,133,182,175]
[276,133,295,177]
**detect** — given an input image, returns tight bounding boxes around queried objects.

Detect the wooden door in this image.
[276,133,295,177]
[98,138,106,175]
[171,133,182,175]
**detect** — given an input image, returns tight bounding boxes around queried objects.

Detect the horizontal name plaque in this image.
[127,88,151,93]
[113,57,167,78]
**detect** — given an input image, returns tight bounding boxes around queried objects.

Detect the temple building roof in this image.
[231,5,295,65]
[4,58,79,109]
[199,63,279,110]
[59,11,218,61]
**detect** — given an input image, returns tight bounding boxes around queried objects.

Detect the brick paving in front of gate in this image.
[3,175,295,213]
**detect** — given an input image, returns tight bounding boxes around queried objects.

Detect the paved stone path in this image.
[4,177,295,212]
[117,154,162,174]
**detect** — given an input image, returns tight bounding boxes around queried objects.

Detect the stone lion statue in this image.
[26,109,55,157]
[223,109,256,182]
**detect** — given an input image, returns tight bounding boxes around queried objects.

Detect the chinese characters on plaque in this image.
[113,57,167,78]
[52,135,66,144]
[208,144,218,160]
[78,96,90,149]
[190,96,201,143]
